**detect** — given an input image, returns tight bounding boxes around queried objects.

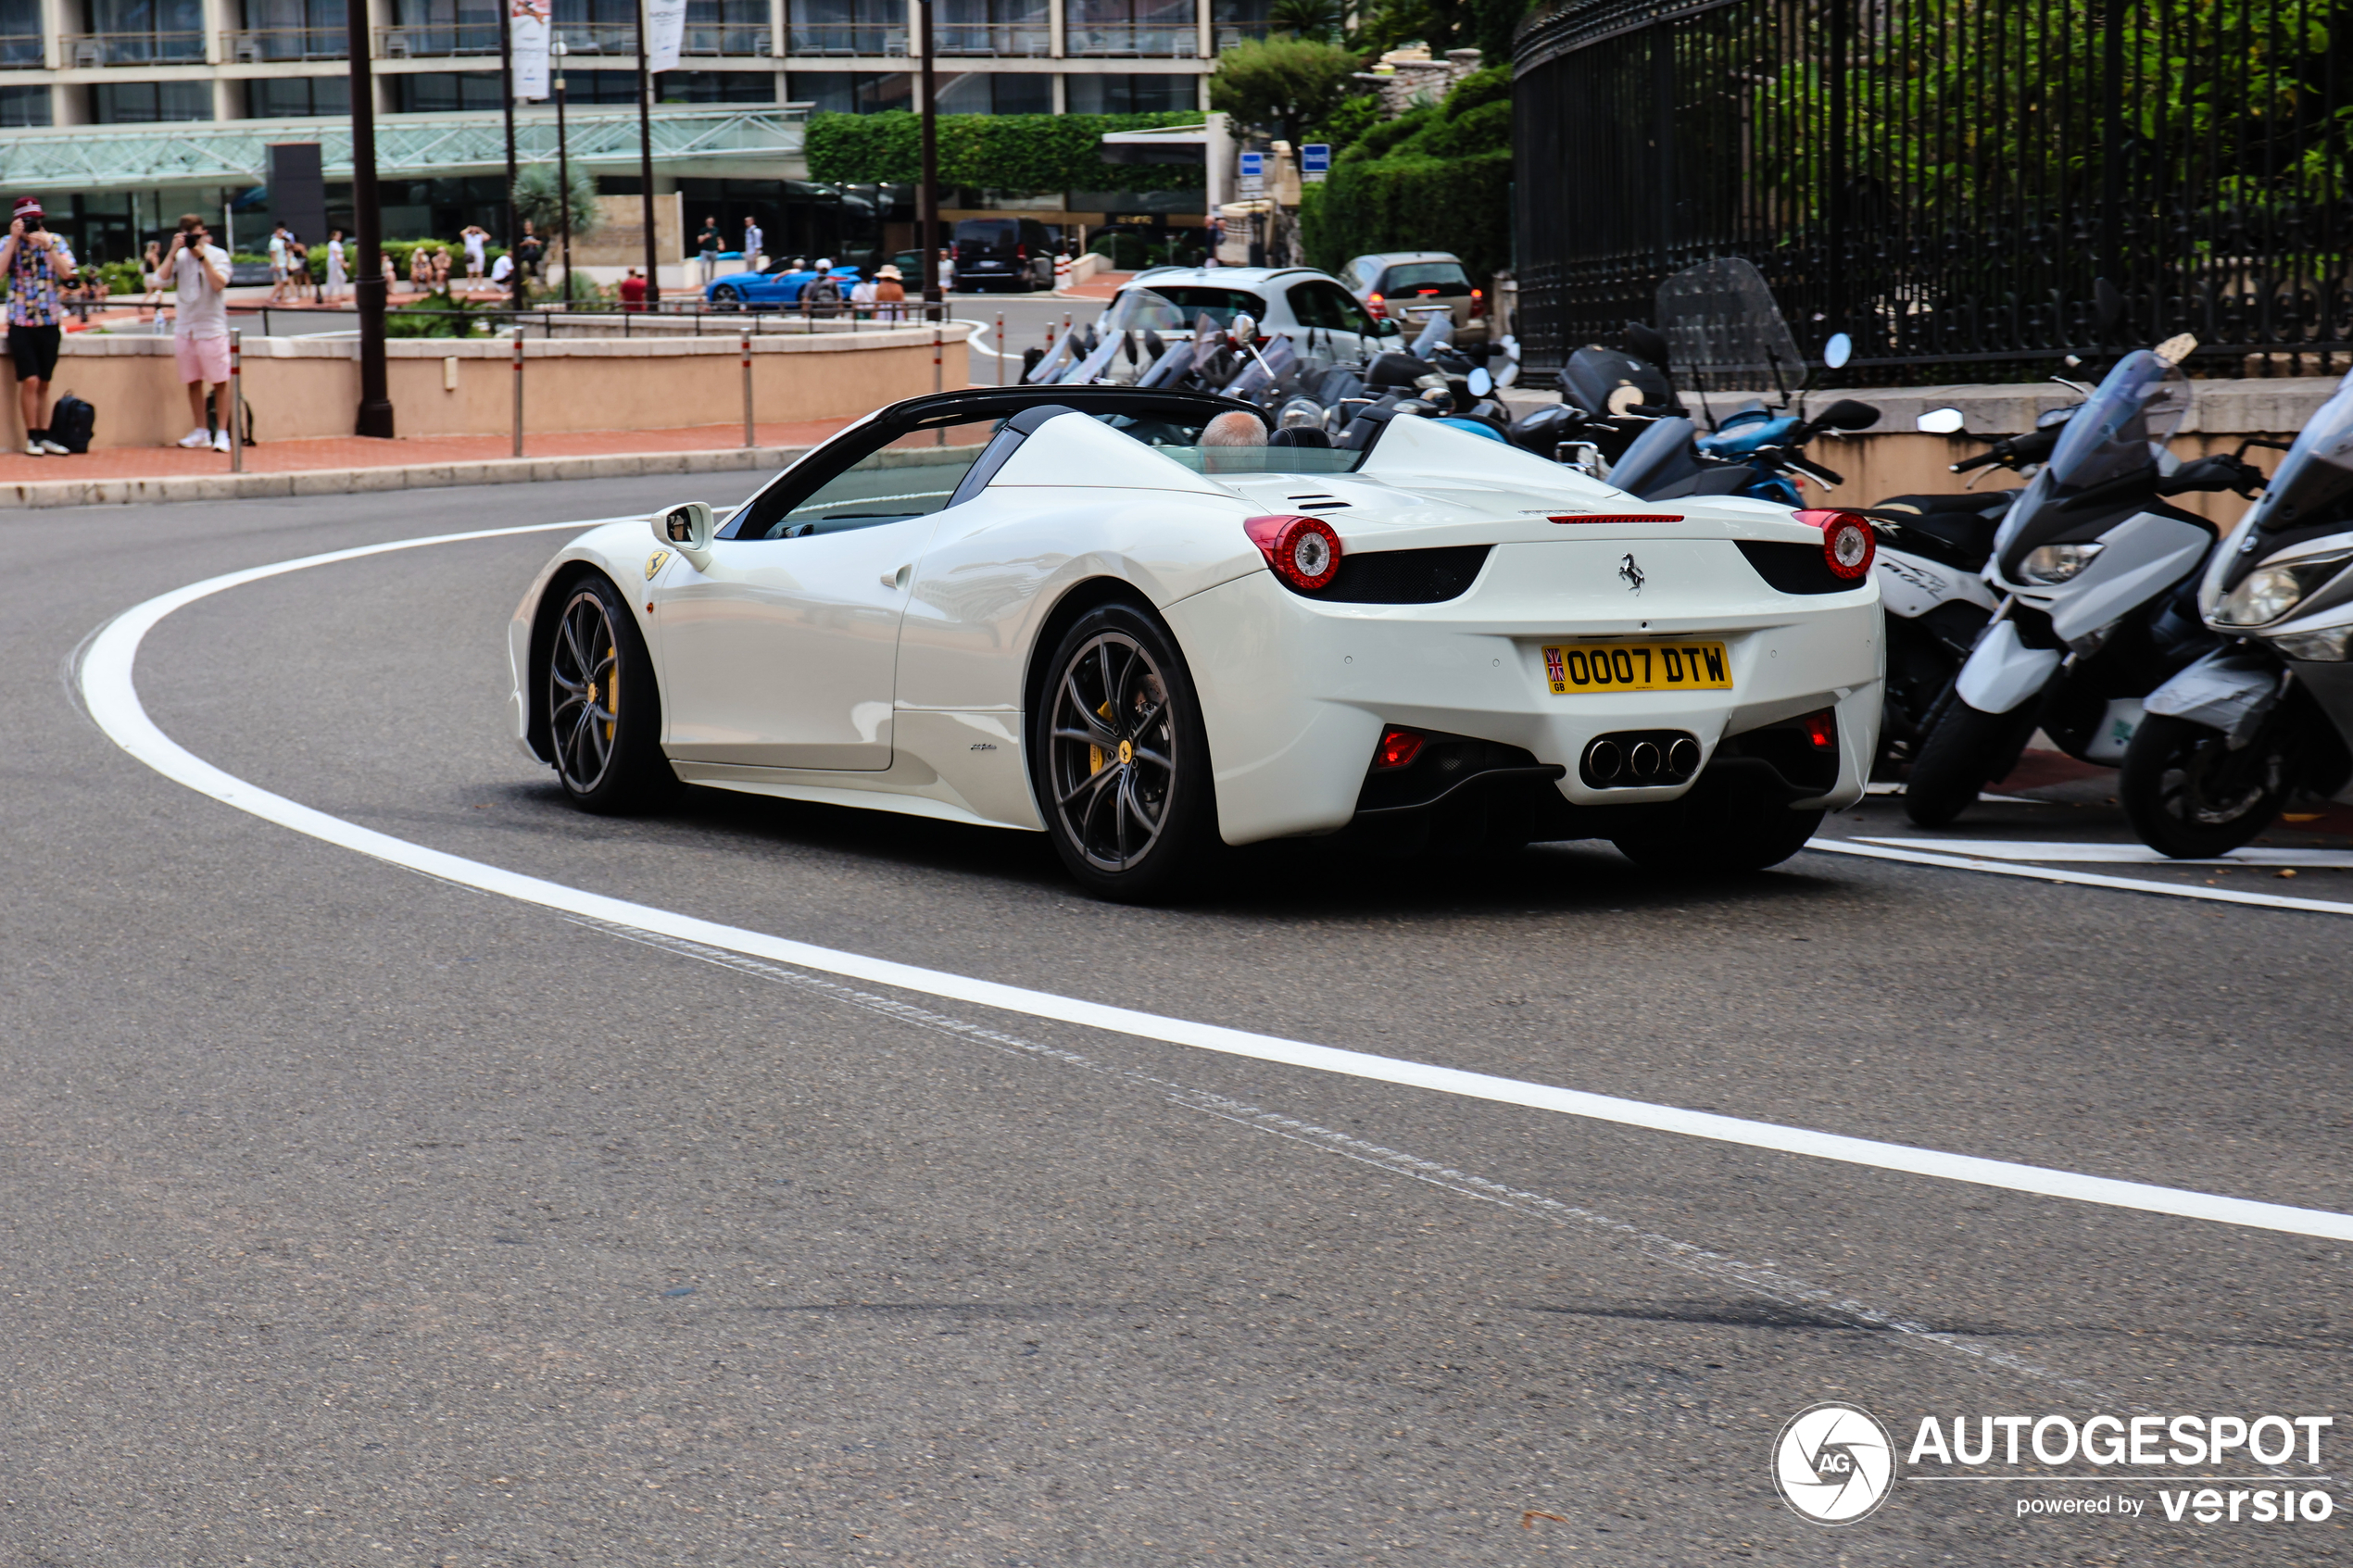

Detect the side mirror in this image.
[1821,331,1853,370]
[1376,318,1402,338]
[1229,311,1258,344]
[1466,365,1494,397]
[1624,320,1670,369]
[653,499,715,558]
[1916,406,1966,434]
[1813,397,1881,433]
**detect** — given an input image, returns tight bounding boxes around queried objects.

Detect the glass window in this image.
[1063,70,1195,112]
[1376,259,1470,295]
[92,81,213,121]
[733,416,1003,539]
[0,84,48,123]
[1064,0,1192,54]
[787,0,901,56]
[247,75,350,117]
[392,71,505,112]
[787,71,911,112]
[1286,280,1372,334]
[658,69,778,102]
[1139,284,1265,329]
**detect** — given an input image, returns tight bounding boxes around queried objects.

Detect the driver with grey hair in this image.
[1200,410,1265,447]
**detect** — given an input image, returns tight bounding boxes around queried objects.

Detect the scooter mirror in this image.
[1229,312,1258,345]
[1466,366,1493,397]
[1822,332,1854,370]
[1623,321,1670,369]
[1916,406,1966,434]
[2155,332,2198,366]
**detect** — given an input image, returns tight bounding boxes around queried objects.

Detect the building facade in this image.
[0,0,1265,264]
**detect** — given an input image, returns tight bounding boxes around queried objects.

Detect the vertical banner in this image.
[510,0,551,100]
[644,0,686,74]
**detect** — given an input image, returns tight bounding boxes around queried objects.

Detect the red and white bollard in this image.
[741,327,754,448]
[1052,251,1073,294]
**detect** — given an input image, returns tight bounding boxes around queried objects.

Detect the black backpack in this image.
[48,392,94,454]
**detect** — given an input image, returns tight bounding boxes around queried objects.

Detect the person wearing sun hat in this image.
[873,262,905,322]
[1,195,80,457]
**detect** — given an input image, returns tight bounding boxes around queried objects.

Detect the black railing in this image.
[1513,0,2353,384]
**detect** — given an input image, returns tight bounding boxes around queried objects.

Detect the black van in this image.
[952,217,1055,292]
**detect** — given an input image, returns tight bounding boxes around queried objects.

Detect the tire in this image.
[2119,712,2291,859]
[1902,695,2041,827]
[711,285,741,310]
[1611,785,1825,873]
[543,574,673,814]
[1032,604,1221,903]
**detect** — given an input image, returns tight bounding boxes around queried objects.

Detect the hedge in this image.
[806,111,1208,194]
[1299,146,1511,287]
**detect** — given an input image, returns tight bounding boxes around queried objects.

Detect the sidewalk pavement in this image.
[0,420,859,509]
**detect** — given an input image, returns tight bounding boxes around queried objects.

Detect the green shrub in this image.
[807,111,1207,193]
[1300,67,1511,284]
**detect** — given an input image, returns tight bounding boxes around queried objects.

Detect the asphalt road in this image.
[5,471,2348,1566]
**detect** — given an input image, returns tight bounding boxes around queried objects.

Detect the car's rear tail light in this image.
[1243,514,1343,591]
[1372,727,1424,770]
[1366,293,1386,319]
[1804,709,1837,749]
[1470,288,1484,319]
[1017,243,1027,261]
[1794,508,1875,581]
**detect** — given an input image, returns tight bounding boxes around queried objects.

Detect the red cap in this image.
[13,196,42,221]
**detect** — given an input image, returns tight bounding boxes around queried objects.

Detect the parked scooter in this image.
[1902,337,2269,827]
[2118,371,2353,857]
[1862,402,2081,773]
[1505,324,1683,470]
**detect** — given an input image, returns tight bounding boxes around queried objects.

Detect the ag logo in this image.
[1773,1402,1894,1524]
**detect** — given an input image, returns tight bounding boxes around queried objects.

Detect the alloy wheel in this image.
[1046,631,1178,872]
[549,587,622,795]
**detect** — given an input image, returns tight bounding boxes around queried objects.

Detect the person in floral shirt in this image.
[2,195,80,457]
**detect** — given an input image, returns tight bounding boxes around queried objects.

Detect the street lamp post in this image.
[917,0,939,320]
[553,36,573,306]
[346,0,393,435]
[635,0,661,308]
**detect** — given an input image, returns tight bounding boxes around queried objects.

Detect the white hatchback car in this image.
[510,384,1882,901]
[1114,265,1401,367]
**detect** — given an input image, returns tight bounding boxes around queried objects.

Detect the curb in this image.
[0,444,818,510]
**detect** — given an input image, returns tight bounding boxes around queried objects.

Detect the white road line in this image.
[73,521,2353,1245]
[1856,836,2353,868]
[596,915,2112,1399]
[1809,839,2353,918]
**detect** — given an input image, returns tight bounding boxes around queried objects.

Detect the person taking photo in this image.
[148,213,234,453]
[2,196,80,457]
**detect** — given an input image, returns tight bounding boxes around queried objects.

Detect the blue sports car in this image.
[705,257,862,309]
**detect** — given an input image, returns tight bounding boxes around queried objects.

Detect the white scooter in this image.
[2120,370,2353,856]
[1902,336,2270,826]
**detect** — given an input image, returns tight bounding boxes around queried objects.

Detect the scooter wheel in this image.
[2119,713,2291,859]
[1902,697,2040,827]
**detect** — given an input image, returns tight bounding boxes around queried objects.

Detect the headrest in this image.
[1267,427,1333,448]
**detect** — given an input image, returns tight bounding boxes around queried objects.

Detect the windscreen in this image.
[1094,406,1364,475]
[1378,261,1470,294]
[2045,349,2192,491]
[956,220,1018,250]
[1655,257,1806,393]
[2241,368,2353,537]
[1147,287,1269,331]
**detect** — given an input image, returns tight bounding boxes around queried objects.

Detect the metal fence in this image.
[1513,0,2353,384]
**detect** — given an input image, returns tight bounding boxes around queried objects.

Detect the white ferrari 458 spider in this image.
[508,385,1882,900]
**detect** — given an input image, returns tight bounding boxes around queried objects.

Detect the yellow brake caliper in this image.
[1088,698,1113,774]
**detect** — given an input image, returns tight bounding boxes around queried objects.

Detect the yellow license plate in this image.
[1542,640,1731,695]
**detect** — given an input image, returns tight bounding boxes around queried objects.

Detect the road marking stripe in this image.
[1809,839,2353,918]
[74,521,2353,1245]
[1856,836,2353,868]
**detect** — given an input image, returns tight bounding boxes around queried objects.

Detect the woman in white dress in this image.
[324,229,347,302]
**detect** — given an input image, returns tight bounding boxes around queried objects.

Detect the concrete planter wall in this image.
[35,326,969,451]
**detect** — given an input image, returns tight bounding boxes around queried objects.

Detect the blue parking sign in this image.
[1239,151,1265,179]
[1301,143,1330,175]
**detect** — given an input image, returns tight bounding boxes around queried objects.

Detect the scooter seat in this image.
[1870,492,2010,571]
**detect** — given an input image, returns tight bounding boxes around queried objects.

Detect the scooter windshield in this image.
[1655,257,1806,394]
[2045,350,2192,491]
[2242,368,2353,537]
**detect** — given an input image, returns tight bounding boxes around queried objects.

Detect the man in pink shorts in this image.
[153,213,233,452]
